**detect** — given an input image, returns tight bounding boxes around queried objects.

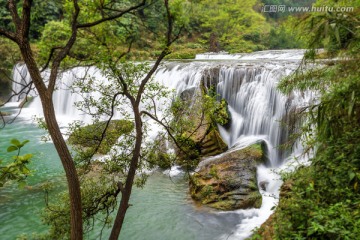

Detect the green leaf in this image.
[10,138,21,147]
[7,145,19,152]
[21,140,30,146]
[348,91,355,117]
[18,180,27,189]
[349,171,356,182]
[334,27,340,44]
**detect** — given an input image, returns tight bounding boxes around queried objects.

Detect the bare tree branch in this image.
[40,47,63,72]
[77,0,146,29]
[0,28,17,43]
[48,0,80,94]
[114,39,134,65]
[136,0,183,104]
[140,110,188,152]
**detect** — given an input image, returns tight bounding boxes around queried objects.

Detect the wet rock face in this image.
[190,143,266,210]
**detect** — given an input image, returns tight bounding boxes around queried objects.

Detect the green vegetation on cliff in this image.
[254,1,360,239]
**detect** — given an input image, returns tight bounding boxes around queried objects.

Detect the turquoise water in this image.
[0,116,64,238]
[0,115,238,240]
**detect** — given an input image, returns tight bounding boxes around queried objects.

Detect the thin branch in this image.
[140,110,190,157]
[0,27,17,43]
[114,39,134,65]
[77,0,146,29]
[91,92,122,155]
[136,0,183,104]
[6,83,35,125]
[40,47,63,72]
[48,0,81,94]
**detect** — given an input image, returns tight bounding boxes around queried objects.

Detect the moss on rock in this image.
[190,142,266,210]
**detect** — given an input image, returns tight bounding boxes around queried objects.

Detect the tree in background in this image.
[192,0,270,52]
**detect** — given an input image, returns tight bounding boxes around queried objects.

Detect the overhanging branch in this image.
[77,0,146,29]
[0,28,17,43]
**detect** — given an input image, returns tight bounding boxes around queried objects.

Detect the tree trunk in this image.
[109,104,142,240]
[19,42,83,240]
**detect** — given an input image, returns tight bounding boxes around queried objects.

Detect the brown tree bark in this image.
[2,0,84,238]
[18,37,84,240]
[109,103,142,240]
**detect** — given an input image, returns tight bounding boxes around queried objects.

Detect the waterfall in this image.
[155,60,304,166]
[152,56,310,240]
[10,50,311,240]
[11,64,34,102]
[11,65,106,124]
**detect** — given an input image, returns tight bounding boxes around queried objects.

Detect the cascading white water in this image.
[9,50,311,240]
[11,64,34,102]
[11,65,107,125]
[155,60,303,167]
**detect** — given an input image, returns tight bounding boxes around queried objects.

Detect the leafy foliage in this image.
[68,120,133,155]
[263,1,360,239]
[41,174,121,239]
[0,138,32,188]
[191,0,271,52]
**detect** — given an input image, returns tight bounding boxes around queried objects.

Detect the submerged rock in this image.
[0,111,11,116]
[190,142,266,210]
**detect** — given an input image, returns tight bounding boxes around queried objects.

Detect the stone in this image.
[259,181,269,191]
[0,111,11,116]
[190,143,266,210]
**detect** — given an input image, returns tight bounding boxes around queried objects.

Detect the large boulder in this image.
[190,142,266,210]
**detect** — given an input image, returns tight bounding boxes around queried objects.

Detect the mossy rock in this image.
[68,120,133,154]
[0,111,11,116]
[190,143,266,210]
